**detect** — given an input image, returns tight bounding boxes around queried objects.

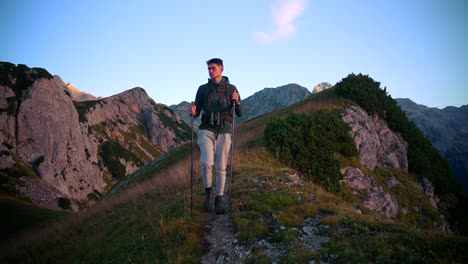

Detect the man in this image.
[190,58,242,214]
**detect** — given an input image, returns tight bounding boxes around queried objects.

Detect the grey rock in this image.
[342,105,408,171]
[341,167,399,218]
[363,191,399,218]
[417,177,439,208]
[387,176,402,188]
[340,167,377,191]
[16,76,104,200]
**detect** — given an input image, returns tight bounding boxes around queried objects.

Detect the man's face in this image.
[208,63,223,79]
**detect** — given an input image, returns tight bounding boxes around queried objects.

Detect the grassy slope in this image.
[0,197,70,242]
[1,89,467,263]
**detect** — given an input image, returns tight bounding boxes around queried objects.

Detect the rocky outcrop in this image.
[417,177,439,209]
[15,76,105,201]
[0,62,191,208]
[342,105,408,171]
[339,105,411,218]
[340,167,399,218]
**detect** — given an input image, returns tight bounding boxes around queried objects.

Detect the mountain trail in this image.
[200,175,250,263]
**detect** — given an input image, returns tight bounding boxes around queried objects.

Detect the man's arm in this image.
[232,85,242,117]
[193,85,205,118]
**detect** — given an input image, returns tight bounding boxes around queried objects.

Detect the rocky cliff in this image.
[0,62,190,209]
[340,105,408,218]
[339,105,447,227]
[396,98,468,192]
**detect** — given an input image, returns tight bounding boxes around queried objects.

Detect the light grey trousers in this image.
[197,129,232,196]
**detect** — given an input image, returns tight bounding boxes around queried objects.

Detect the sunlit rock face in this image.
[312,82,332,93]
[0,62,190,208]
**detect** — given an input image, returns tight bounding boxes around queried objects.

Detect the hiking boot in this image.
[215,195,226,215]
[203,187,214,212]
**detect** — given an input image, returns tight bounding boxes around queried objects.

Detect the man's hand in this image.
[189,102,196,117]
[233,90,239,105]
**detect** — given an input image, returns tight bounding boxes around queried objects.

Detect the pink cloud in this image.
[253,0,307,43]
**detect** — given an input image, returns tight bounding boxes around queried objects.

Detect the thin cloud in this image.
[253,0,307,43]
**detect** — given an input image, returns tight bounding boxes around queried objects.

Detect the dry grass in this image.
[0,143,206,262]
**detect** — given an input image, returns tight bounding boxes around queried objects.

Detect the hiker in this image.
[190,58,242,214]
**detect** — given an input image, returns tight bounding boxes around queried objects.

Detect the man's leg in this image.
[213,133,232,214]
[197,130,215,211]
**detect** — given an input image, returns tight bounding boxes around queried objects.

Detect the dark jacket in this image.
[194,76,242,134]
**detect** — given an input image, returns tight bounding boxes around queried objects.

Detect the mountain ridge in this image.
[396,98,468,192]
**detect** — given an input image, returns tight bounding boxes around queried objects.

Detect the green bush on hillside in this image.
[334,73,461,195]
[264,110,357,193]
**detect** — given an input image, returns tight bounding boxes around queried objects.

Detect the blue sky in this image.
[1,0,467,108]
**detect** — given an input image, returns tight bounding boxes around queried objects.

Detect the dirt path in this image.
[200,176,250,263]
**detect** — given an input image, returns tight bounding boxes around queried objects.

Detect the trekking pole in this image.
[190,102,194,217]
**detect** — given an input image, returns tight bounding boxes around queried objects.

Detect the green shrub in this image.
[0,62,53,100]
[264,110,357,192]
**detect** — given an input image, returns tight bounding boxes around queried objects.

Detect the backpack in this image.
[201,82,235,127]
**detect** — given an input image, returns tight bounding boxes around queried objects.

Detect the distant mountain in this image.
[312,82,333,93]
[237,83,312,123]
[169,101,200,131]
[65,81,97,102]
[396,98,468,192]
